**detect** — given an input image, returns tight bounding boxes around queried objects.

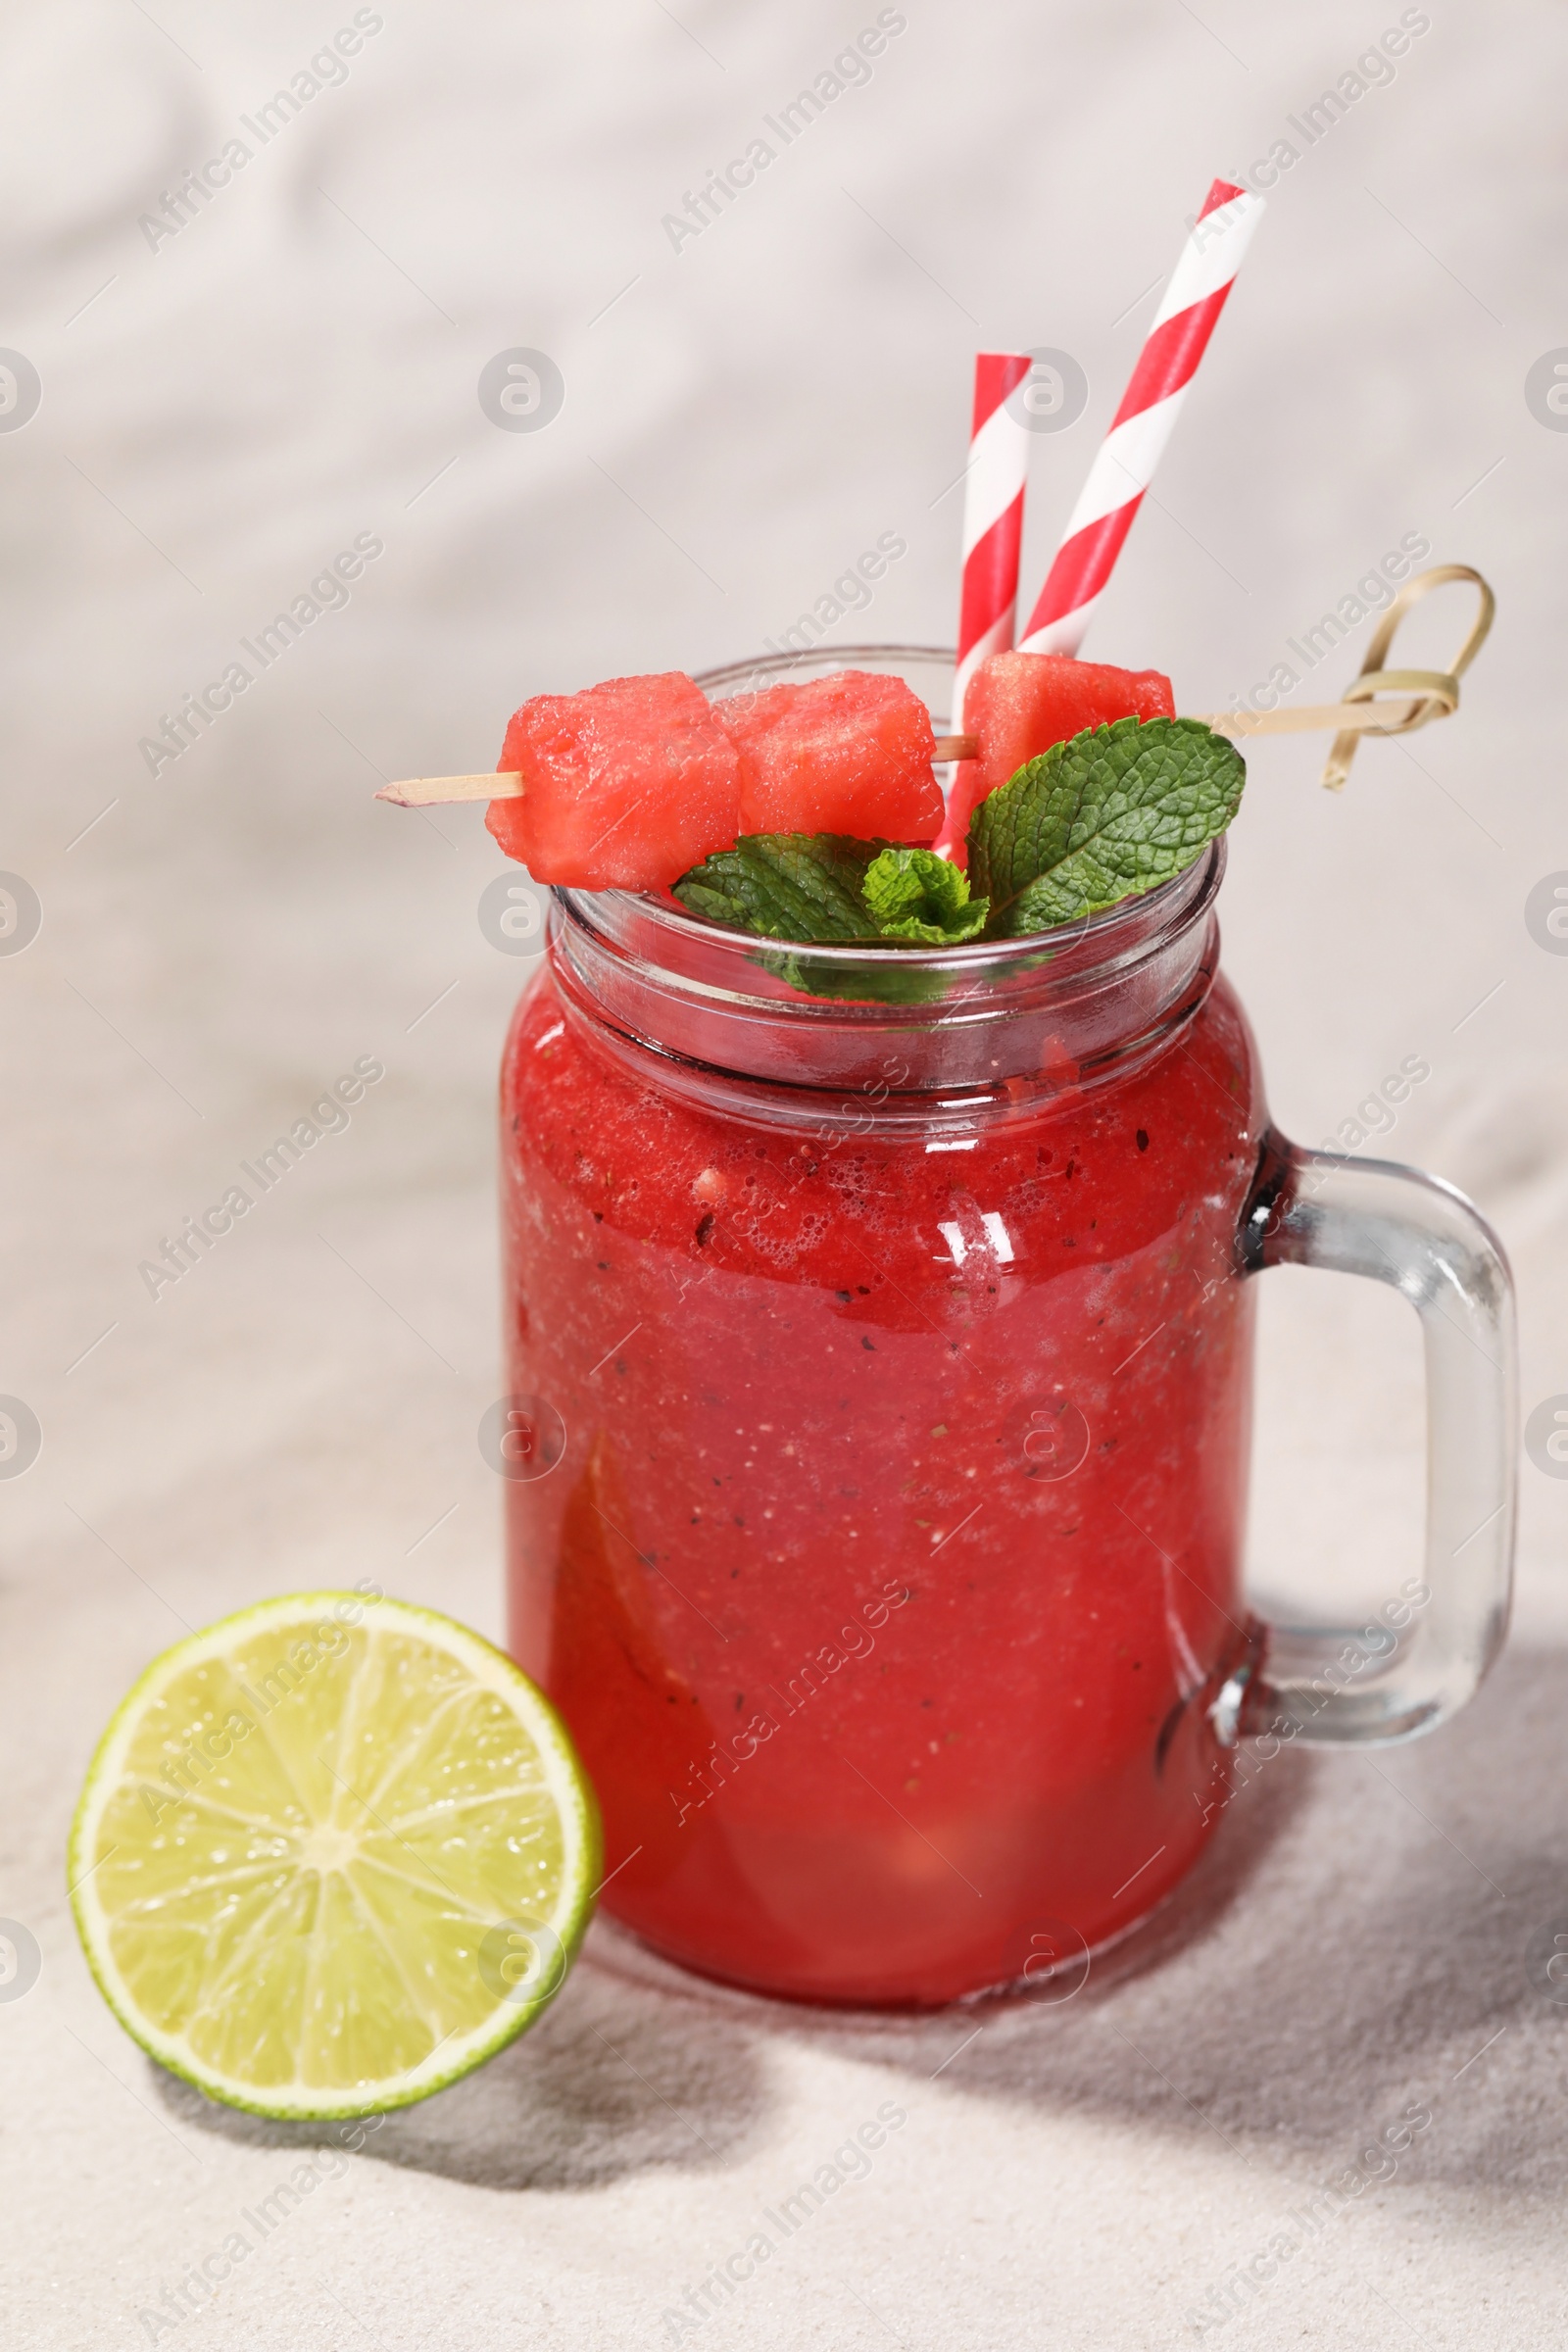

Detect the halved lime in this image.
[69,1592,601,2119]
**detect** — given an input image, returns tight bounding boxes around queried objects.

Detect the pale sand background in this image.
[4,2,1568,2344]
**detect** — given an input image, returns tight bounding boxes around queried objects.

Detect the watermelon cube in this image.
[487,671,741,890]
[939,653,1176,860]
[718,670,944,844]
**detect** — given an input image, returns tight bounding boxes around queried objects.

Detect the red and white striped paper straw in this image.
[954,352,1031,724]
[1017,179,1265,657]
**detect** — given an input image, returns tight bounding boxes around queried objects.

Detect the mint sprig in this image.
[672,837,988,947]
[968,716,1245,936]
[670,718,1246,966]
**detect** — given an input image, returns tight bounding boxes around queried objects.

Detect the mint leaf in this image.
[672,834,887,943]
[967,716,1246,937]
[860,847,989,943]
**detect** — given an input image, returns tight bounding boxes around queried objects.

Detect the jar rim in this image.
[692,640,963,704]
[562,839,1218,976]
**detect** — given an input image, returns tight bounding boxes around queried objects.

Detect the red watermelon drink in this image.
[497,648,1264,2006]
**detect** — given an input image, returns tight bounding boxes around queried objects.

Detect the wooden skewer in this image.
[375,567,1494,808]
[373,700,1437,807]
[374,772,524,807]
[376,739,983,806]
[1191,696,1449,738]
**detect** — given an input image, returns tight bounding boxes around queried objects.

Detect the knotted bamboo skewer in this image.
[374,566,1493,808]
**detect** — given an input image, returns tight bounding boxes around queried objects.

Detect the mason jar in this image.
[496,647,1516,2007]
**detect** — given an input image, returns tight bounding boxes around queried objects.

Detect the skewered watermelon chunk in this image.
[939,653,1176,861]
[718,670,944,843]
[487,671,741,889]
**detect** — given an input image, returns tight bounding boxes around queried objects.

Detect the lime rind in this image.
[68,1592,601,2121]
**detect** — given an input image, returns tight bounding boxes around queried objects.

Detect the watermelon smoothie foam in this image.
[490,648,1514,2009]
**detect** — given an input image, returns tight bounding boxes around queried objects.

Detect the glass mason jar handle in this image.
[1220,1128,1517,1748]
